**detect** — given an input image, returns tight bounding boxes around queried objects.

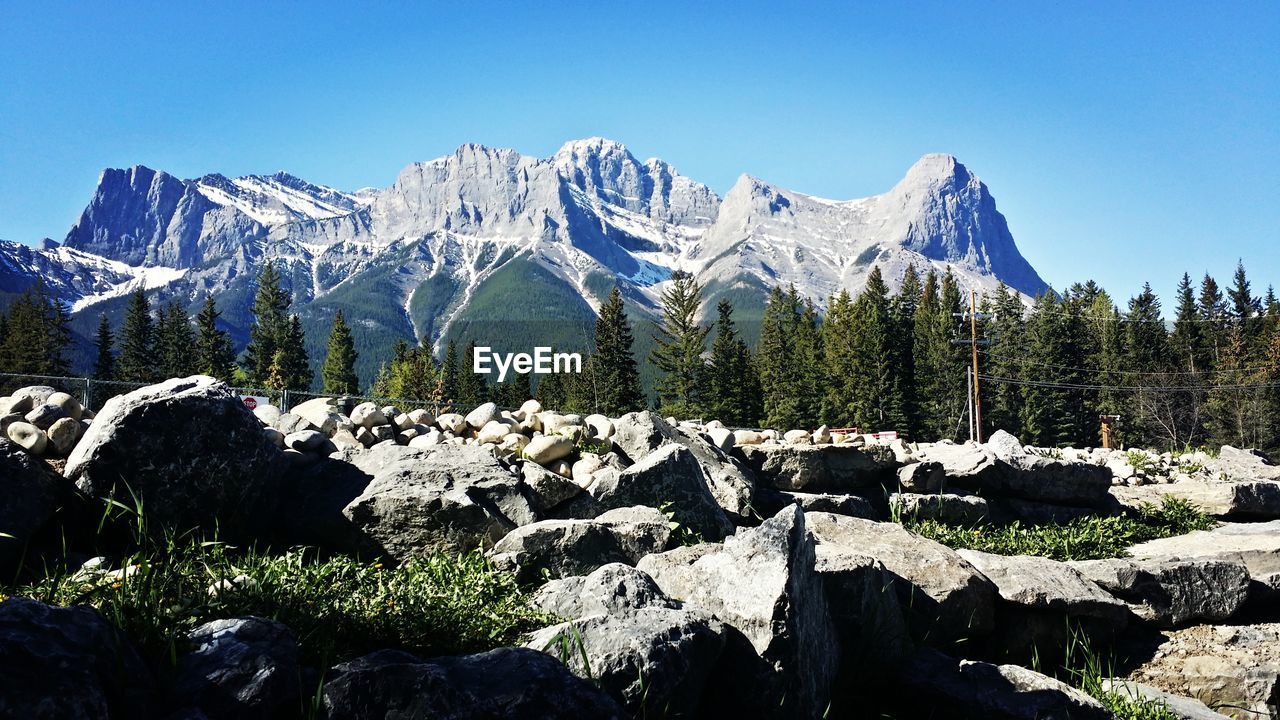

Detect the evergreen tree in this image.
[649,271,710,418]
[757,285,823,430]
[592,287,644,416]
[0,281,72,376]
[116,289,157,383]
[1206,326,1267,448]
[93,314,116,380]
[822,289,858,426]
[1125,284,1180,447]
[1198,273,1228,367]
[535,371,567,411]
[983,283,1028,437]
[276,316,313,391]
[891,265,922,437]
[441,340,460,402]
[931,270,969,440]
[321,310,359,394]
[706,299,758,425]
[156,300,196,379]
[243,262,291,385]
[1169,273,1209,444]
[193,298,237,381]
[455,340,489,406]
[1228,259,1261,342]
[1088,291,1127,445]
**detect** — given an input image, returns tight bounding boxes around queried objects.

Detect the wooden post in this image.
[1100,415,1115,449]
[970,289,983,443]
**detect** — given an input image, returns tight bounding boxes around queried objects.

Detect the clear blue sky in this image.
[1,1,1276,304]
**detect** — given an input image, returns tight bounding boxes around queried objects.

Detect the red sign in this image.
[242,397,258,410]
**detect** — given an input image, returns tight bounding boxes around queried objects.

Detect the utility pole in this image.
[969,289,983,443]
[966,366,974,442]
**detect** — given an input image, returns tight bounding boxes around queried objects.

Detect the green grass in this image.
[11,539,548,667]
[904,497,1214,561]
[1062,630,1182,720]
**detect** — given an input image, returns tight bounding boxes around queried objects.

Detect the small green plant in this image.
[657,502,704,547]
[903,497,1213,561]
[542,623,593,680]
[1031,447,1065,460]
[15,539,548,667]
[576,438,612,456]
[1062,629,1181,719]
[1125,450,1159,476]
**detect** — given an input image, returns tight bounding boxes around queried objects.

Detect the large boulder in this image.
[1129,520,1280,602]
[738,443,898,493]
[811,525,914,693]
[611,411,754,519]
[339,443,537,560]
[165,617,300,720]
[754,487,880,520]
[1100,680,1233,719]
[1121,622,1280,719]
[895,647,1110,720]
[1113,479,1280,519]
[591,444,734,541]
[64,377,283,541]
[319,647,625,719]
[1209,445,1280,481]
[890,492,990,525]
[528,606,726,718]
[488,506,672,583]
[807,513,997,646]
[532,563,679,618]
[0,598,153,719]
[637,506,838,719]
[957,550,1131,663]
[0,439,63,571]
[1069,556,1250,627]
[917,438,1111,507]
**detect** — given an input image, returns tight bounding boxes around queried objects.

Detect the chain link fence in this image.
[0,373,489,416]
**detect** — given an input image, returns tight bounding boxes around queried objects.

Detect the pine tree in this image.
[1206,326,1266,448]
[649,271,710,418]
[116,289,157,383]
[535,371,567,410]
[441,340,460,402]
[1125,284,1179,447]
[891,265,922,437]
[931,269,969,440]
[455,340,489,406]
[757,285,823,430]
[93,314,116,380]
[706,299,757,425]
[983,283,1027,437]
[844,267,904,431]
[0,281,72,375]
[1198,273,1228,367]
[1228,259,1261,343]
[321,310,359,394]
[193,298,237,381]
[822,289,858,426]
[592,287,644,416]
[155,300,196,380]
[244,262,291,385]
[1168,273,1209,444]
[276,316,312,391]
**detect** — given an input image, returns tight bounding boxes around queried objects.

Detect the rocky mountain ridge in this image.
[0,139,1048,384]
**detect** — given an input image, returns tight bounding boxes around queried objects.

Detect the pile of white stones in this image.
[0,386,94,457]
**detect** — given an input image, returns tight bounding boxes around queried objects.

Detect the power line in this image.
[978,373,1280,393]
[976,349,1277,377]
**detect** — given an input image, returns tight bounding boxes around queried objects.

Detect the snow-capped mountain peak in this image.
[4,139,1049,386]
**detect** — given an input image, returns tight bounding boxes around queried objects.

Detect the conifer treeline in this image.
[7,259,1280,453]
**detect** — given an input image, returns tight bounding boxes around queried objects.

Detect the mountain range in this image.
[0,138,1047,387]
